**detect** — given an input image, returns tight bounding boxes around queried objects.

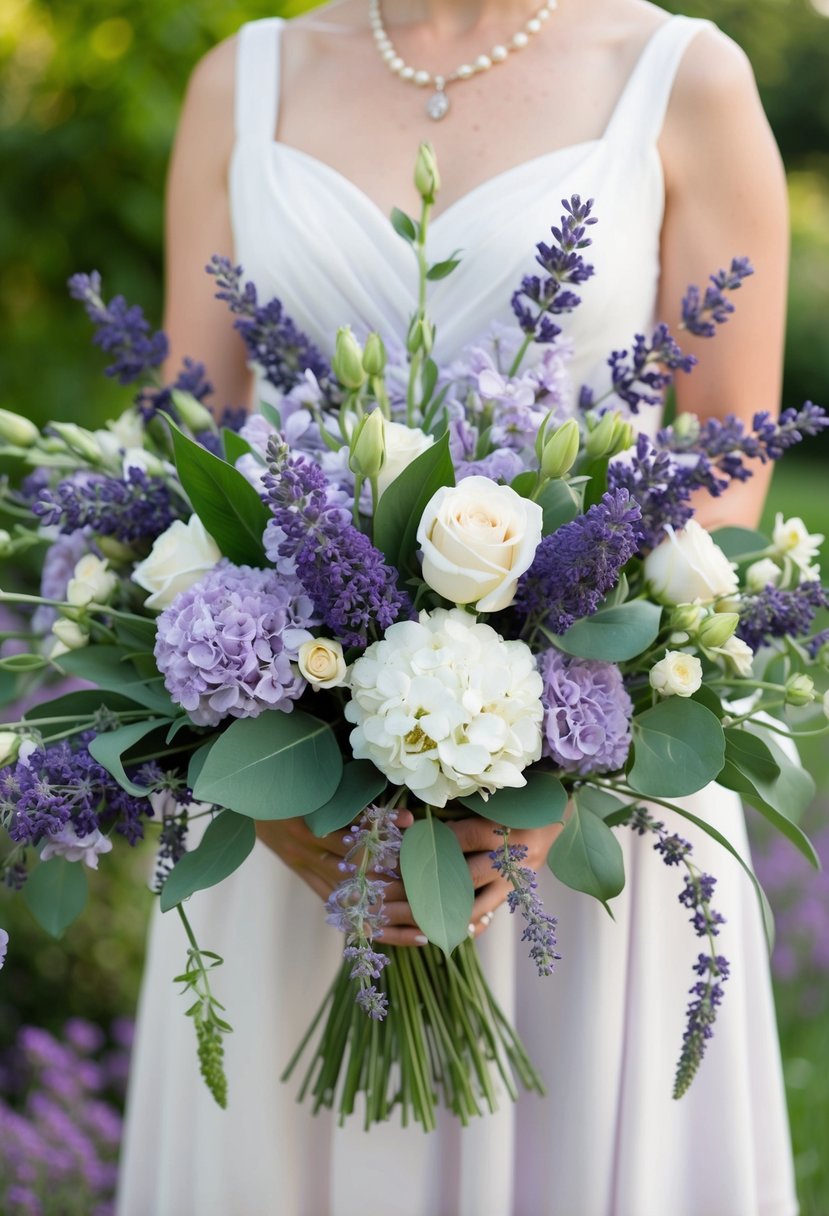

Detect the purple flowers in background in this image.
[736,581,829,651]
[154,560,316,727]
[0,927,8,970]
[511,195,596,344]
[33,468,184,546]
[68,272,167,385]
[490,830,561,976]
[580,324,696,415]
[680,257,754,337]
[538,650,632,776]
[516,489,642,633]
[264,441,410,648]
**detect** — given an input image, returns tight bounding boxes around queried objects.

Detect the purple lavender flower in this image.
[32,468,184,545]
[607,434,722,551]
[154,559,316,726]
[516,489,642,633]
[538,649,632,775]
[737,581,829,652]
[264,440,410,648]
[511,196,597,344]
[680,257,754,338]
[580,324,696,415]
[489,830,561,975]
[137,356,214,423]
[207,256,331,395]
[68,272,168,384]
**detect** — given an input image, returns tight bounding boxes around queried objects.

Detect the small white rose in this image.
[131,515,222,611]
[51,618,90,652]
[649,650,703,698]
[0,731,21,767]
[66,554,118,607]
[377,423,434,497]
[298,638,348,689]
[745,557,782,592]
[718,635,754,677]
[772,513,823,574]
[644,520,739,606]
[416,476,543,613]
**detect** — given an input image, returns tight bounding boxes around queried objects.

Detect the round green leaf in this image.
[547,803,625,907]
[628,698,725,797]
[23,858,88,939]
[305,761,388,837]
[400,816,474,955]
[457,771,568,828]
[557,601,662,662]
[160,811,256,912]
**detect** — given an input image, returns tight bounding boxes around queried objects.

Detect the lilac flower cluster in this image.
[579,323,696,415]
[153,559,316,727]
[516,489,642,633]
[0,737,153,856]
[736,581,829,651]
[0,1020,129,1216]
[511,196,596,345]
[32,468,184,546]
[628,807,729,1099]
[264,440,410,648]
[537,649,632,775]
[680,257,754,337]
[207,256,331,395]
[68,272,168,385]
[489,829,560,976]
[325,805,404,1019]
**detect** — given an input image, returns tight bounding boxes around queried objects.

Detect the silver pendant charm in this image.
[426,89,450,120]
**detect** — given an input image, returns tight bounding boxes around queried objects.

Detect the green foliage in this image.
[305,760,387,837]
[548,794,625,909]
[159,811,256,912]
[556,600,662,662]
[23,857,89,938]
[628,698,725,797]
[457,771,568,829]
[399,814,474,954]
[372,432,454,574]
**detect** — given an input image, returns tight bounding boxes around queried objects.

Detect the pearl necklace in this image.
[368,0,558,120]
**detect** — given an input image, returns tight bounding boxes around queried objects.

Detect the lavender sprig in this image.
[325,805,404,1019]
[68,271,168,385]
[680,257,754,337]
[579,325,696,415]
[32,467,186,545]
[737,581,829,652]
[207,256,331,395]
[489,829,561,976]
[628,807,729,1098]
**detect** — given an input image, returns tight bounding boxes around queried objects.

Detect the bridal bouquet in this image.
[1,144,828,1128]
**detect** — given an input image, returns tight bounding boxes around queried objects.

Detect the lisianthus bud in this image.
[745,557,782,592]
[785,673,815,707]
[406,316,434,356]
[51,618,90,652]
[362,332,387,377]
[649,650,703,698]
[670,604,706,633]
[171,390,215,433]
[0,408,39,447]
[414,142,440,203]
[49,422,103,463]
[540,419,580,480]
[584,411,633,461]
[298,638,347,689]
[66,554,118,608]
[348,409,386,481]
[0,731,21,767]
[697,612,740,649]
[333,327,366,390]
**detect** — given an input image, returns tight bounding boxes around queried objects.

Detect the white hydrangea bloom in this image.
[345,608,543,807]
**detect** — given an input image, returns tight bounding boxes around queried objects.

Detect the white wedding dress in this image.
[117,15,798,1216]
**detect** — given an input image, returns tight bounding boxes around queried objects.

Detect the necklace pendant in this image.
[426,89,450,120]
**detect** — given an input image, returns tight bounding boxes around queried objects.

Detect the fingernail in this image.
[414,934,428,945]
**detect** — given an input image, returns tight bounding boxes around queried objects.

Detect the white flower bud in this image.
[785,673,815,707]
[171,391,215,433]
[414,142,441,203]
[51,618,90,652]
[718,635,754,677]
[298,638,348,689]
[649,650,703,698]
[0,408,39,447]
[540,418,580,480]
[0,731,22,766]
[376,423,434,497]
[644,521,739,605]
[697,612,740,649]
[348,409,386,480]
[66,554,118,608]
[131,515,222,611]
[745,558,782,592]
[49,422,104,463]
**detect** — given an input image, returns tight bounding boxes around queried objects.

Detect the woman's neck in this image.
[379,0,563,39]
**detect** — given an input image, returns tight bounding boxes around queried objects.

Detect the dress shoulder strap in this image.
[234,17,284,140]
[603,15,716,150]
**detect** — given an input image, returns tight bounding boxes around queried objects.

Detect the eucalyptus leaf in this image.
[373,432,455,574]
[23,858,88,939]
[187,740,216,790]
[710,526,769,561]
[557,601,662,662]
[547,802,625,910]
[55,646,175,714]
[628,698,725,797]
[537,478,581,535]
[426,257,461,281]
[400,815,474,954]
[193,711,342,819]
[457,771,568,829]
[573,786,628,821]
[305,761,388,837]
[88,719,172,796]
[160,811,256,912]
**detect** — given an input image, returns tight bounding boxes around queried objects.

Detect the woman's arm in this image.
[658,26,789,530]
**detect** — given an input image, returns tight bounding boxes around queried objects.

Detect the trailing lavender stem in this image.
[489,828,561,975]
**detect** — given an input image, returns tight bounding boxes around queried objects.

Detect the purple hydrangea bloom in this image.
[154,559,316,727]
[32,468,184,545]
[538,649,632,775]
[737,581,829,652]
[516,489,642,632]
[69,272,168,384]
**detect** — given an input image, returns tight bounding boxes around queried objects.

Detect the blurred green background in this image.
[1,1,828,1211]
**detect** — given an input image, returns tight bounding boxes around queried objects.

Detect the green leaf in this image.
[112,613,159,652]
[457,771,568,828]
[373,432,455,573]
[628,698,725,797]
[691,683,725,719]
[88,719,171,796]
[390,207,417,243]
[747,728,817,821]
[573,785,628,821]
[710,526,769,561]
[55,646,175,714]
[400,815,474,954]
[187,740,215,789]
[420,358,439,407]
[581,456,611,509]
[160,811,256,912]
[222,428,255,465]
[258,400,282,431]
[305,761,387,837]
[537,478,581,535]
[24,690,149,735]
[510,471,535,498]
[426,257,461,281]
[547,801,625,909]
[23,859,88,939]
[557,601,662,662]
[167,420,271,567]
[193,711,342,819]
[722,727,780,785]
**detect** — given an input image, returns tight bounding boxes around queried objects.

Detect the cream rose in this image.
[649,650,703,698]
[66,554,118,608]
[377,423,434,497]
[416,476,543,613]
[644,520,739,605]
[718,635,754,677]
[131,515,222,611]
[298,638,347,689]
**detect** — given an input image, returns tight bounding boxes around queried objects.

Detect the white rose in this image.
[376,423,434,497]
[131,515,222,611]
[0,731,21,767]
[416,476,543,613]
[298,638,347,689]
[772,513,823,574]
[649,650,703,698]
[745,557,782,592]
[644,520,739,605]
[66,554,118,607]
[717,634,754,677]
[51,618,90,652]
